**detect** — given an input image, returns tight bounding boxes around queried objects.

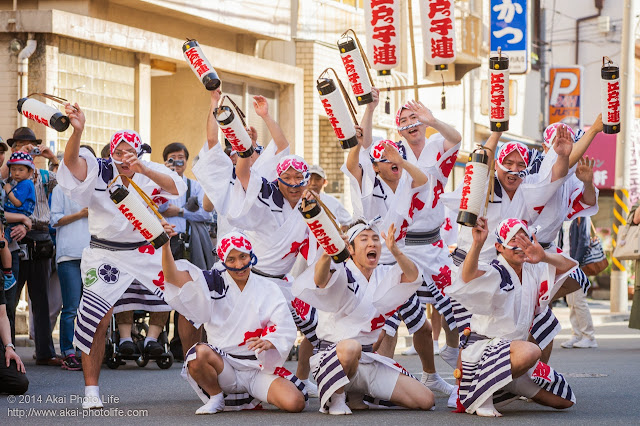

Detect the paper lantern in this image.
[489,53,509,131]
[215,98,254,158]
[17,98,69,132]
[364,0,400,75]
[317,73,358,149]
[110,185,169,248]
[457,148,491,227]
[300,199,350,263]
[182,39,221,91]
[601,57,620,134]
[338,32,374,105]
[420,0,457,71]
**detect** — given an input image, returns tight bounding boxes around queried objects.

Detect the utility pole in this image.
[539,7,548,135]
[611,0,636,313]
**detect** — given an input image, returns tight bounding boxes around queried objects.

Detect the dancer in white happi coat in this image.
[447,218,577,417]
[162,230,306,414]
[360,90,463,379]
[60,103,187,408]
[292,218,434,414]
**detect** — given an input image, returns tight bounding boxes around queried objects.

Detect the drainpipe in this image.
[575,0,604,64]
[17,33,37,128]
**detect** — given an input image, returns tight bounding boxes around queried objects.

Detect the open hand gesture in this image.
[253,95,269,118]
[553,124,573,157]
[405,100,435,126]
[122,151,147,174]
[575,156,595,184]
[382,141,403,164]
[516,233,545,264]
[381,223,399,254]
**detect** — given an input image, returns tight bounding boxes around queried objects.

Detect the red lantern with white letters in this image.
[338,30,374,105]
[214,96,254,158]
[300,198,350,263]
[601,57,620,134]
[364,0,400,75]
[489,52,509,132]
[182,39,221,91]
[317,68,359,150]
[457,148,492,227]
[17,97,70,132]
[420,0,457,71]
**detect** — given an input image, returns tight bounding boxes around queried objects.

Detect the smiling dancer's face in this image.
[277,167,307,206]
[397,109,427,145]
[496,151,525,197]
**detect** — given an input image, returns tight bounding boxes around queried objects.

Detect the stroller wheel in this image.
[106,356,121,369]
[157,352,174,370]
[135,355,149,367]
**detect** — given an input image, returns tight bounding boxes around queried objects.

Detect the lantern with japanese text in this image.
[601,57,620,134]
[457,148,491,227]
[182,39,221,91]
[214,96,254,158]
[364,0,400,75]
[317,69,359,149]
[17,97,70,132]
[338,30,374,105]
[489,53,509,131]
[300,198,350,263]
[420,0,457,71]
[109,184,170,249]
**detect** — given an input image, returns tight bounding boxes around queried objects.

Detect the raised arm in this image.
[63,103,89,182]
[345,125,364,190]
[575,156,597,206]
[360,87,379,150]
[569,114,603,168]
[550,125,572,183]
[206,88,222,150]
[383,142,427,188]
[383,223,419,283]
[203,194,214,212]
[406,100,461,151]
[253,95,288,154]
[461,217,488,283]
[161,221,193,288]
[483,131,502,155]
[314,252,334,289]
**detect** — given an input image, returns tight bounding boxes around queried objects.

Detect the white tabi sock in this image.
[421,372,455,395]
[302,379,318,398]
[476,395,502,417]
[447,385,459,408]
[439,345,459,369]
[328,392,352,415]
[195,392,225,415]
[83,386,103,409]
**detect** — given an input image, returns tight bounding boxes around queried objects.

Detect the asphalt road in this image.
[2,321,639,425]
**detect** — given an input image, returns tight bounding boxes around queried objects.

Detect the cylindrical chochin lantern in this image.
[317,77,358,149]
[364,0,400,76]
[215,105,254,158]
[338,34,373,105]
[17,98,69,132]
[420,0,457,71]
[300,200,350,263]
[457,149,491,227]
[182,39,221,91]
[110,185,170,248]
[489,54,510,132]
[601,58,621,134]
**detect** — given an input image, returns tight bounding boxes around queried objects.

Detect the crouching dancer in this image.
[447,217,577,417]
[292,217,434,414]
[162,229,307,414]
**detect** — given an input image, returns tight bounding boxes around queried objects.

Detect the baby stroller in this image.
[104,310,174,369]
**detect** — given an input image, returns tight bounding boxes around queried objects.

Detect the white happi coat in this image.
[442,147,565,265]
[57,148,186,354]
[292,260,423,345]
[165,261,297,373]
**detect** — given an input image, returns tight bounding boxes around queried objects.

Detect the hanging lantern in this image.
[457,148,491,227]
[364,0,400,75]
[110,185,170,248]
[17,97,70,132]
[214,96,254,158]
[420,0,457,71]
[182,39,221,91]
[338,30,374,105]
[317,69,359,150]
[601,57,620,134]
[489,51,509,132]
[300,198,350,263]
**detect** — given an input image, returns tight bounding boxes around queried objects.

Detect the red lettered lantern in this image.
[338,32,374,105]
[17,98,69,132]
[421,0,457,71]
[601,58,620,134]
[182,39,221,91]
[300,199,350,263]
[489,53,509,132]
[214,97,254,158]
[317,73,358,150]
[457,148,491,227]
[364,0,400,75]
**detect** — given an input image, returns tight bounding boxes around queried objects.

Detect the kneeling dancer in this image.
[162,230,307,414]
[293,217,434,414]
[447,217,577,416]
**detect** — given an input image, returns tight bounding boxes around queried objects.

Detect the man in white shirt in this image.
[307,165,352,232]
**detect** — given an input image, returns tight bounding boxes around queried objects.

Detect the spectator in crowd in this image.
[50,145,94,370]
[306,165,352,232]
[100,144,110,159]
[2,127,60,366]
